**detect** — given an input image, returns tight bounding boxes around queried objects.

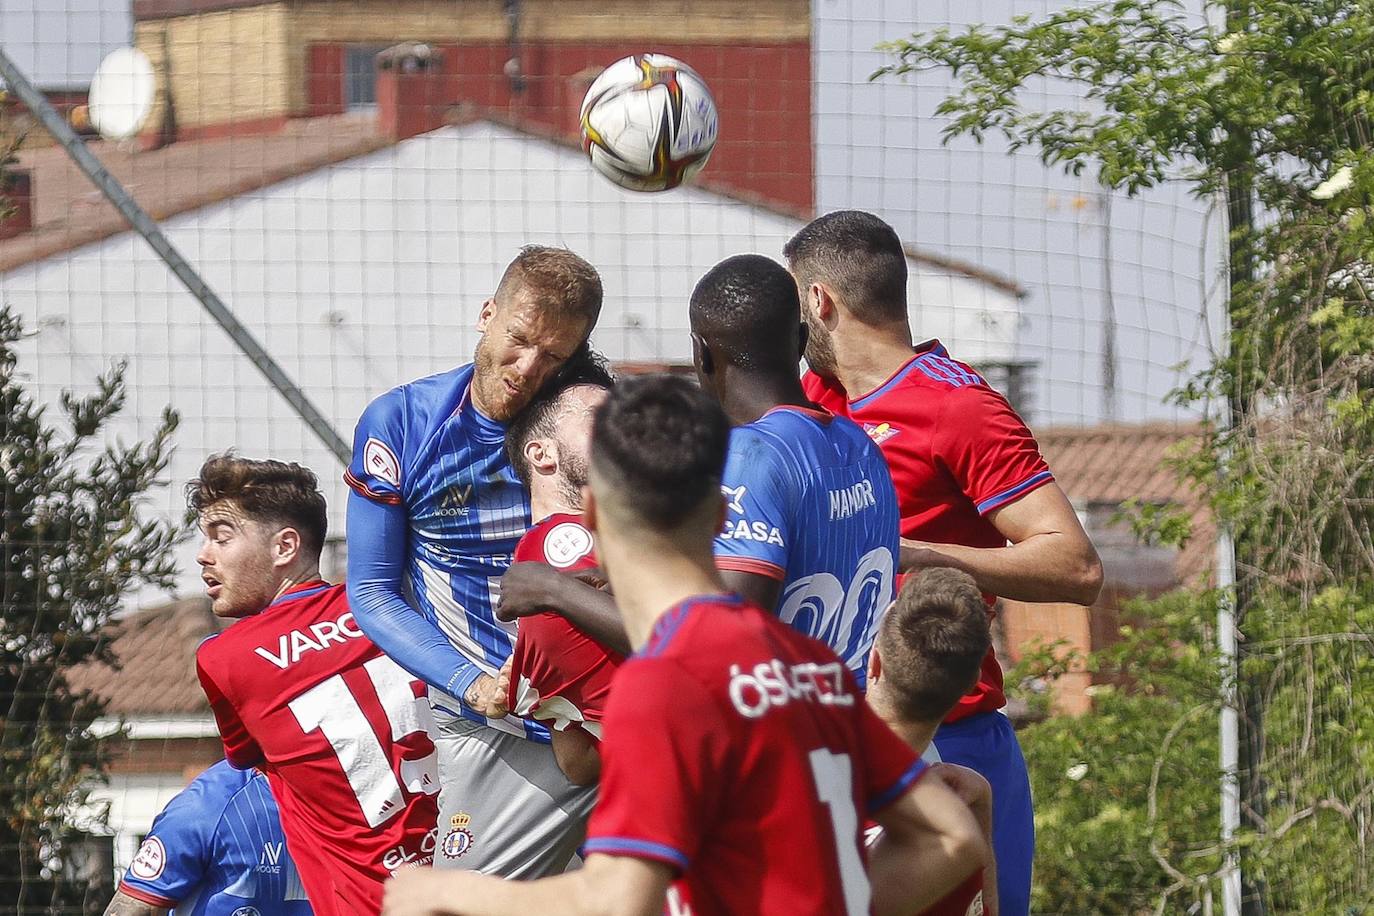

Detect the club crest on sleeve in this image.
[363,437,402,488]
[129,835,166,880]
[231,908,263,916]
[863,422,899,445]
[441,813,475,859]
[543,522,593,568]
[721,485,747,514]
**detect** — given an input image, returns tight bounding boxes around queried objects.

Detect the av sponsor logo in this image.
[436,484,474,517]
[257,841,284,874]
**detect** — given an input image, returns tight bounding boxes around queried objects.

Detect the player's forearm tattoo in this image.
[103,890,168,916]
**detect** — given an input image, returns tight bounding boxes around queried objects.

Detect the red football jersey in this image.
[803,340,1054,721]
[585,594,926,916]
[506,513,623,739]
[196,582,440,916]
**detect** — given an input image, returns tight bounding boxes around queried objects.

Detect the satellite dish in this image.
[88,48,156,141]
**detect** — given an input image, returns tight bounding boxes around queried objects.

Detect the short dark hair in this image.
[590,374,730,529]
[506,346,615,487]
[783,210,908,324]
[186,454,329,557]
[876,567,991,723]
[495,245,603,329]
[689,254,803,374]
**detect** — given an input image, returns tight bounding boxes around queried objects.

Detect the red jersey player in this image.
[190,455,440,915]
[500,362,620,785]
[786,210,1103,916]
[866,568,1005,916]
[384,376,985,916]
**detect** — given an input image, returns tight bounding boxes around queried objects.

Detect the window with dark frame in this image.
[344,46,389,110]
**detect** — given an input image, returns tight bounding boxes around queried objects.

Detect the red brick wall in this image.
[306,41,813,212]
[306,44,346,117]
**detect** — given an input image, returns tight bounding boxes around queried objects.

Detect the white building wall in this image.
[1,121,1018,602]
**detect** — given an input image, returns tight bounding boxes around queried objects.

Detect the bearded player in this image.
[384,375,985,916]
[787,210,1104,916]
[498,255,901,693]
[192,455,439,915]
[345,247,603,877]
[502,357,617,786]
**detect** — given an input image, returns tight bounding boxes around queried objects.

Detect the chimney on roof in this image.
[0,166,33,239]
[376,43,451,142]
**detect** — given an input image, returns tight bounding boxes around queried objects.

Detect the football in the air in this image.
[579,53,718,192]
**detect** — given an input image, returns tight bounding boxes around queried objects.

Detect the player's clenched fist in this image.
[383,868,460,916]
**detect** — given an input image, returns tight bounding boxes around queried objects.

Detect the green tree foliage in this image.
[879,1,1373,910]
[0,291,181,912]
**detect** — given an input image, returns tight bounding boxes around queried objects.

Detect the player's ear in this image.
[691,331,714,377]
[476,298,497,333]
[867,640,883,685]
[525,437,557,476]
[275,526,302,568]
[581,485,598,533]
[812,283,836,323]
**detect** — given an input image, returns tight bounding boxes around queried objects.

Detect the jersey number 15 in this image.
[288,654,440,827]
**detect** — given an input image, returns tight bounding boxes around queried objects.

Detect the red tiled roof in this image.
[70,595,226,717]
[0,113,392,273]
[1036,421,1213,583]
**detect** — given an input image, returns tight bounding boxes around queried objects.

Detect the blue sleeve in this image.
[344,386,484,699]
[346,387,407,505]
[346,490,484,700]
[117,769,225,906]
[713,426,794,579]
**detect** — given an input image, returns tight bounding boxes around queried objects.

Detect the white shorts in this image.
[432,716,596,878]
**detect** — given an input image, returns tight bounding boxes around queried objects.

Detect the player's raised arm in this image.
[900,383,1103,605]
[344,387,493,705]
[346,489,485,698]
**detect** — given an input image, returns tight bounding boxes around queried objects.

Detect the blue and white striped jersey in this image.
[117,761,311,916]
[347,364,544,739]
[713,405,900,688]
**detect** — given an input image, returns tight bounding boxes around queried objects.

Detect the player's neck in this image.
[722,373,811,426]
[885,717,939,756]
[831,323,917,398]
[601,538,724,651]
[529,476,579,522]
[271,564,324,603]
